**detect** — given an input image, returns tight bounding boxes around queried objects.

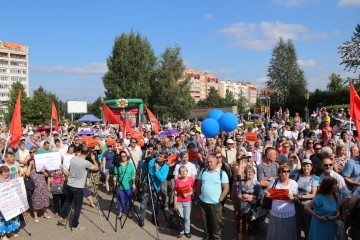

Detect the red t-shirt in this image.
[175,177,195,203]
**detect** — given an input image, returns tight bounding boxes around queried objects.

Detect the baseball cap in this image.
[302,159,313,165]
[245,152,252,157]
[226,139,234,144]
[190,131,195,135]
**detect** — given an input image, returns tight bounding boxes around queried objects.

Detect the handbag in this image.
[24,178,35,193]
[261,178,279,210]
[248,206,268,221]
[167,210,184,232]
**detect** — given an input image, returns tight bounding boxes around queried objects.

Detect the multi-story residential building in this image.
[0,41,29,116]
[185,69,258,105]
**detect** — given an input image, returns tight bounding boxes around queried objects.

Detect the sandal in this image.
[34,219,39,223]
[43,215,51,219]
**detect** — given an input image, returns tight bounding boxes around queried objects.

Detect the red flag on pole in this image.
[10,90,22,148]
[146,107,160,134]
[102,103,124,132]
[350,81,360,136]
[51,101,59,131]
[123,115,134,137]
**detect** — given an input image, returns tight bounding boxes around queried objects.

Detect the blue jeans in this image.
[60,186,84,228]
[139,184,159,220]
[177,201,192,234]
[118,188,134,213]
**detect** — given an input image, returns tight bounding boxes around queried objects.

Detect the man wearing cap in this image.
[185,131,200,149]
[221,139,237,165]
[50,131,60,150]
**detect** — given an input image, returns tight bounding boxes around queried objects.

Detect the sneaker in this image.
[72,226,85,232]
[58,217,66,226]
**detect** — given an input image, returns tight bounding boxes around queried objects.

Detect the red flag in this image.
[51,101,59,131]
[10,90,22,148]
[102,103,124,132]
[123,115,134,137]
[146,107,160,134]
[350,81,360,136]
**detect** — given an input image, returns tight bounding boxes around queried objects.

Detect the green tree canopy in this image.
[102,31,157,103]
[266,37,308,112]
[87,97,103,118]
[339,24,360,77]
[5,82,30,125]
[327,73,344,91]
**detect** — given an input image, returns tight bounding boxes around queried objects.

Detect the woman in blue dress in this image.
[0,165,21,240]
[305,177,339,240]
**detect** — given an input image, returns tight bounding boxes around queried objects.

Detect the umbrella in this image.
[78,130,94,136]
[36,125,54,132]
[158,129,181,137]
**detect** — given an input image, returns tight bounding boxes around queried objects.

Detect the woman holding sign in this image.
[174,166,194,238]
[25,158,50,223]
[264,165,298,240]
[0,166,20,239]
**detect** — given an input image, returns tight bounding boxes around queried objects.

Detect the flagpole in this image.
[2,130,11,159]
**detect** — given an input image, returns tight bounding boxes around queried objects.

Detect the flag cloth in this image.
[102,103,124,132]
[51,101,59,131]
[123,115,134,137]
[146,107,160,134]
[350,81,360,136]
[10,90,22,148]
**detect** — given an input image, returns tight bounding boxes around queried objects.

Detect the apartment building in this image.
[185,69,258,105]
[0,41,29,115]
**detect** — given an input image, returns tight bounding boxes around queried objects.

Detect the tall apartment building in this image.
[0,41,29,115]
[185,69,258,105]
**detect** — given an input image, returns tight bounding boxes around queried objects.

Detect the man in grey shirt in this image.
[58,146,98,231]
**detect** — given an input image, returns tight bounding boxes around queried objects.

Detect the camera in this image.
[112,153,122,167]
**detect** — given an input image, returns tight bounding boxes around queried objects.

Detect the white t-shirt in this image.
[269,178,298,218]
[173,162,197,178]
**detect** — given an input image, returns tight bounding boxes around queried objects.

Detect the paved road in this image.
[15,187,237,240]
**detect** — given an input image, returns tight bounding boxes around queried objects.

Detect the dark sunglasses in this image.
[315,148,322,150]
[324,164,333,167]
[281,170,291,173]
[29,151,35,154]
[131,141,137,143]
[216,156,222,159]
[188,146,195,149]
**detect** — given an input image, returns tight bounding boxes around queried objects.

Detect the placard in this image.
[269,188,289,200]
[188,151,198,161]
[34,152,61,172]
[245,132,258,142]
[59,146,69,157]
[63,154,75,169]
[167,154,179,164]
[0,178,29,221]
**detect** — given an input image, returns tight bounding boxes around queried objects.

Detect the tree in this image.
[5,82,30,125]
[327,73,344,91]
[206,87,223,107]
[102,31,157,103]
[88,97,103,118]
[266,37,308,112]
[150,46,194,118]
[236,91,248,113]
[339,24,360,76]
[223,90,237,106]
[27,87,54,125]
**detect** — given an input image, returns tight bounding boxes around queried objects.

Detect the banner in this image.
[58,146,69,157]
[0,177,29,221]
[62,154,75,169]
[34,152,61,172]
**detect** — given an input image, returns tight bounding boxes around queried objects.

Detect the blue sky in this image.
[2,0,359,102]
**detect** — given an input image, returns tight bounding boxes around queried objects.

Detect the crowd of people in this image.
[0,106,359,240]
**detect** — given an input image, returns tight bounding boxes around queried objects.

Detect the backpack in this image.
[200,167,223,182]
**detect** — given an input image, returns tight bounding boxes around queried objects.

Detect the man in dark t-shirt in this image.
[69,136,83,154]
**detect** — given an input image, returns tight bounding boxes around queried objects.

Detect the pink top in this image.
[175,177,194,203]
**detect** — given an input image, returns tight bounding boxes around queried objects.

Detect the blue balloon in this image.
[208,109,224,121]
[219,112,238,132]
[201,118,220,138]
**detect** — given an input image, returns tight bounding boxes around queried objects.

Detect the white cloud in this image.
[297,59,317,67]
[333,30,341,36]
[338,0,360,6]
[218,21,327,51]
[255,77,268,83]
[31,63,107,74]
[272,0,319,7]
[202,13,213,19]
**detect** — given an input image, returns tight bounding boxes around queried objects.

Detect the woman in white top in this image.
[264,164,298,240]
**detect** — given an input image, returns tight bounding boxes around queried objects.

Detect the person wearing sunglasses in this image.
[264,165,299,240]
[320,157,351,200]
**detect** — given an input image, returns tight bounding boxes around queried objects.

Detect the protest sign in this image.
[58,146,68,157]
[245,132,258,142]
[0,177,29,221]
[34,152,61,172]
[167,154,179,164]
[63,154,75,169]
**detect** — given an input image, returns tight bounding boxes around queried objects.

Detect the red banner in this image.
[10,90,22,148]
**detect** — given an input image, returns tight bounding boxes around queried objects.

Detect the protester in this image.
[294,159,319,240]
[0,165,20,239]
[25,156,51,223]
[102,145,116,194]
[174,166,194,238]
[47,165,68,218]
[113,151,136,219]
[138,151,169,227]
[197,155,229,240]
[58,146,99,231]
[305,177,339,240]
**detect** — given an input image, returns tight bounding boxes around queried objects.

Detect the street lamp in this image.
[305,91,310,123]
